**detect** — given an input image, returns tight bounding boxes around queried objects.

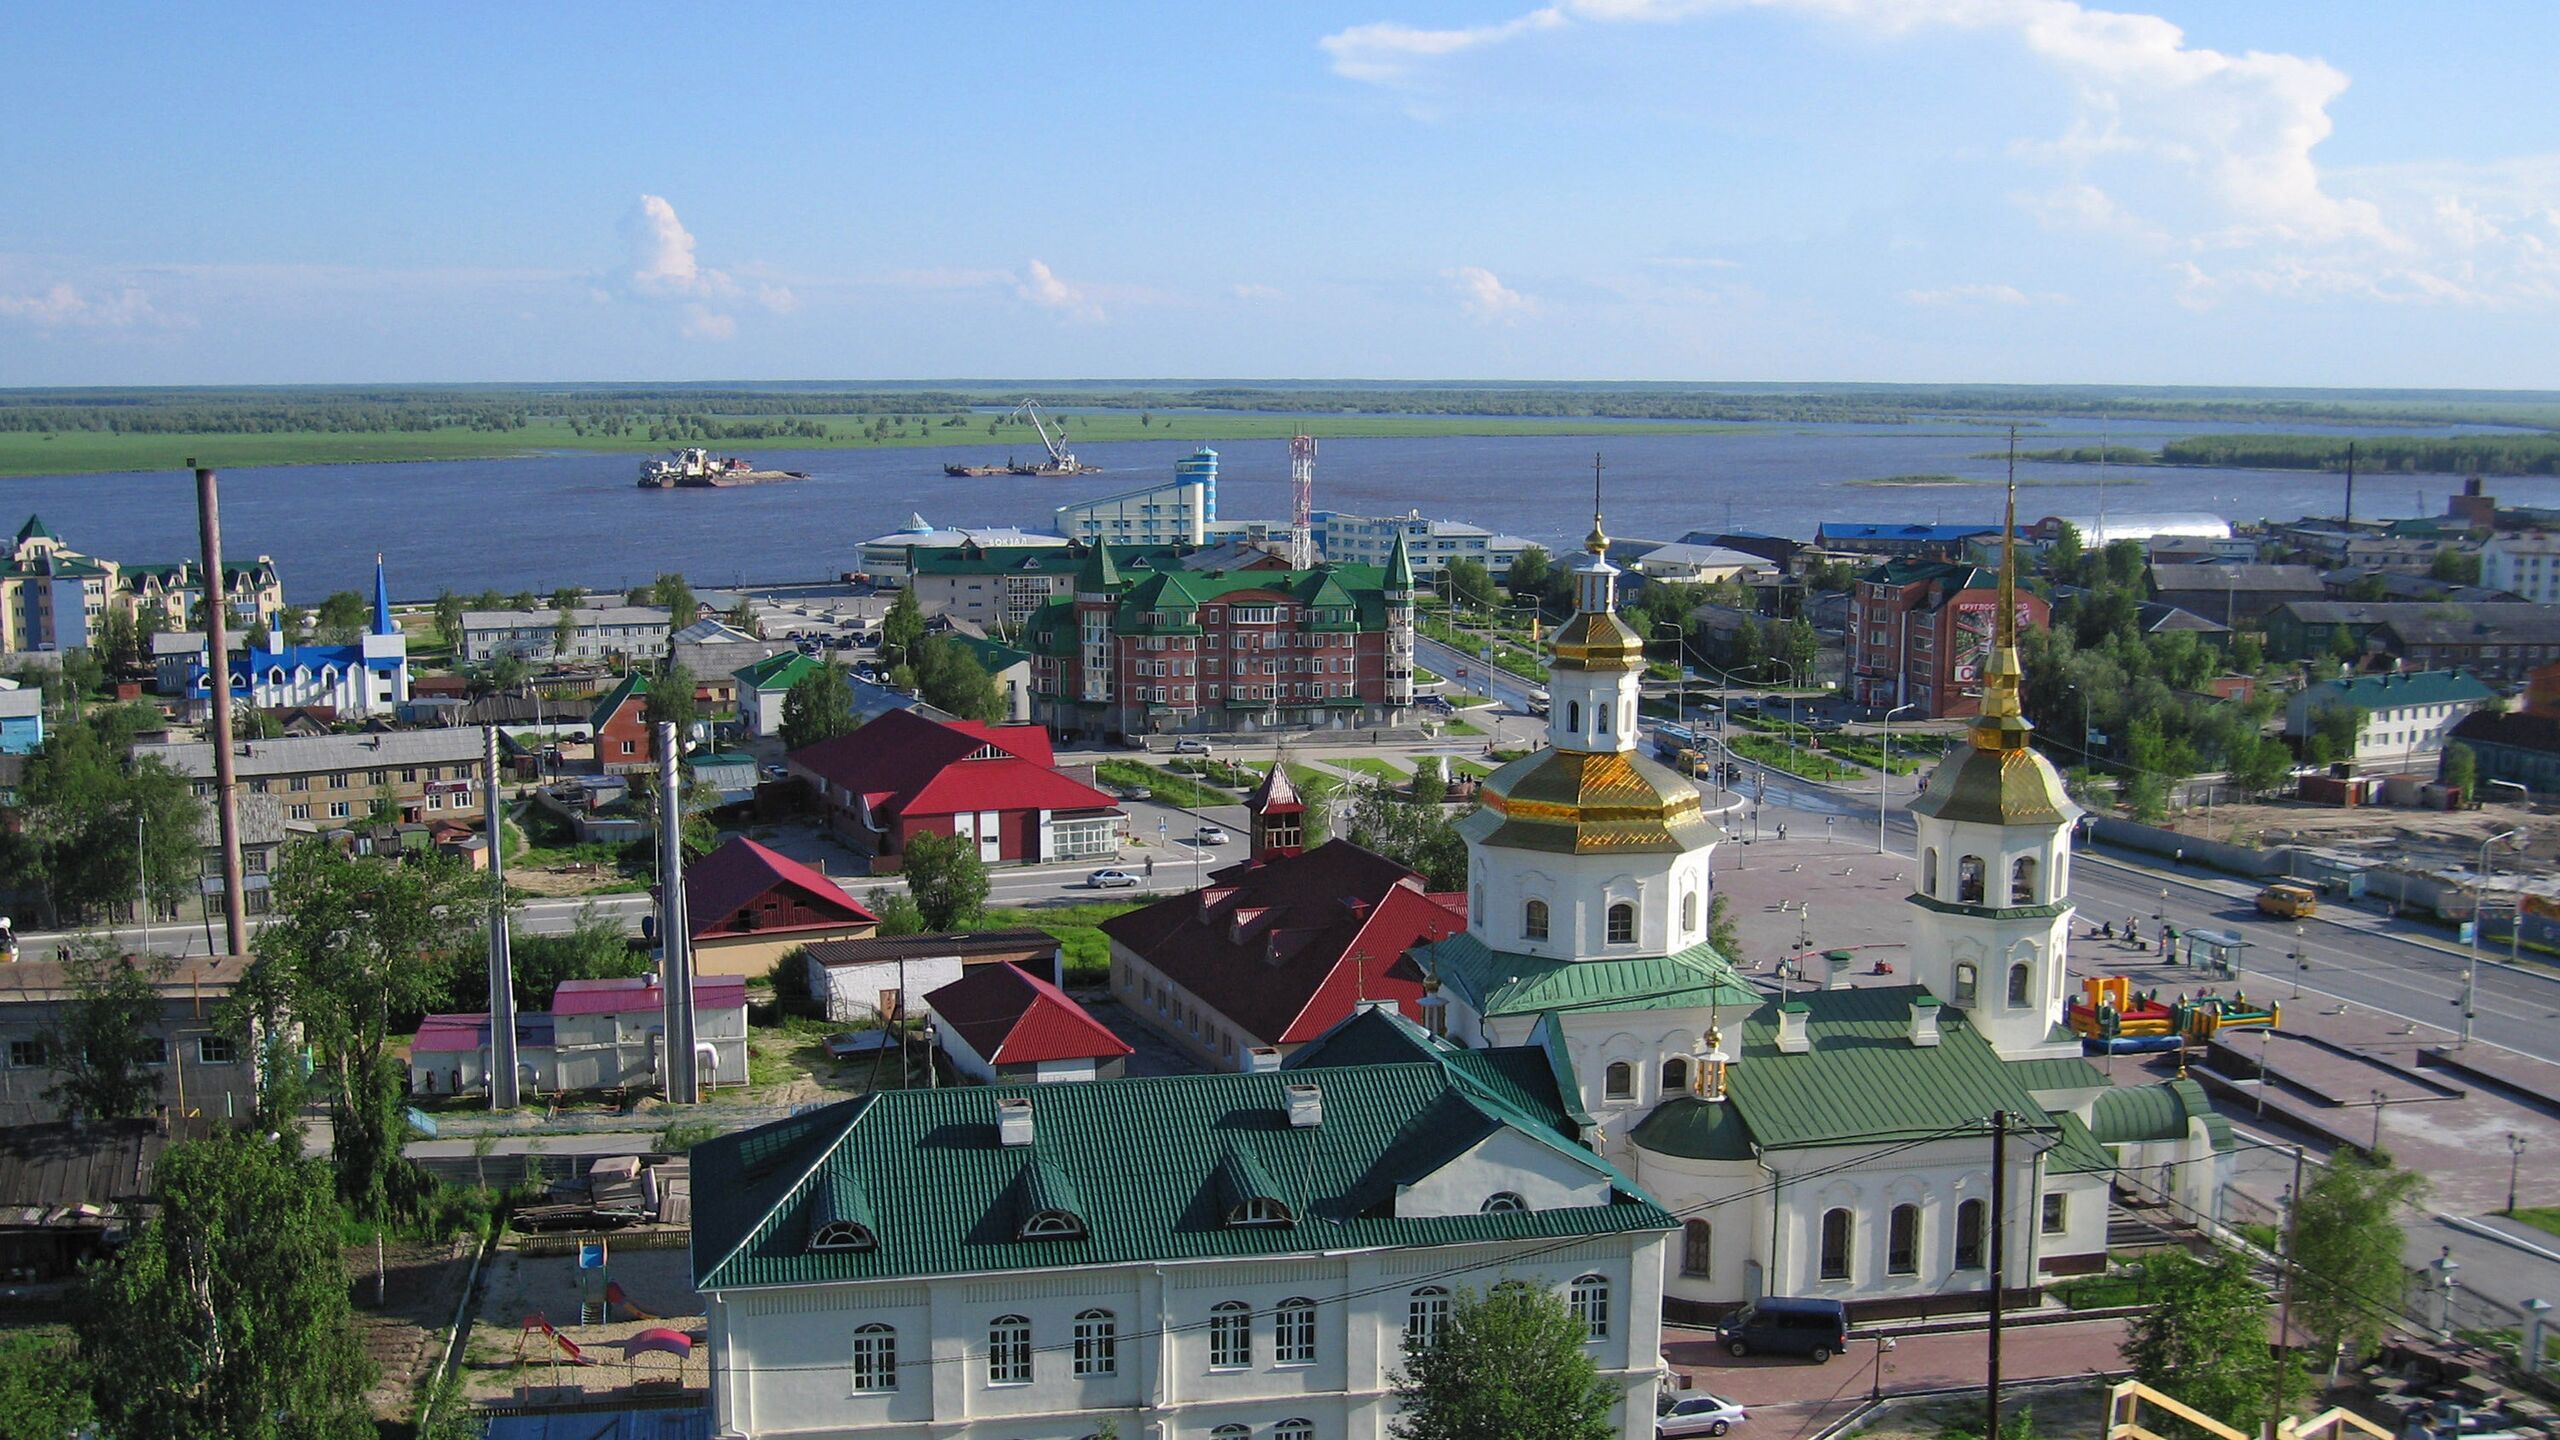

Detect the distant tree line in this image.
[2154,432,2560,476]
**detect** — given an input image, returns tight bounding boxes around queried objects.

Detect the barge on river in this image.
[637,448,812,488]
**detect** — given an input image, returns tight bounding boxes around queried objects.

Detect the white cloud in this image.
[616,194,766,338]
[1901,283,2065,307]
[1320,7,1566,84]
[1449,265,1535,319]
[680,304,737,341]
[1017,259,1105,321]
[0,281,165,329]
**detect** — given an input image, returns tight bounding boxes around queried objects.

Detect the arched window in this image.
[1888,1203,1921,1275]
[810,1219,875,1251]
[1604,1061,1634,1101]
[988,1315,1031,1385]
[1523,898,1550,942]
[851,1323,898,1392]
[1212,1428,1250,1440]
[1955,1198,1986,1269]
[1073,1309,1117,1377]
[1275,1298,1317,1365]
[1662,1056,1691,1094]
[1570,1273,1610,1340]
[1682,1218,1714,1278]
[1924,848,1939,895]
[1406,1286,1451,1348]
[2012,854,2039,905]
[1952,962,1978,1008]
[1277,1421,1316,1440]
[1607,902,1636,945]
[1819,1208,1854,1281]
[2008,962,2032,1008]
[1680,890,1698,933]
[1020,1207,1085,1240]
[1957,855,1986,904]
[1208,1300,1251,1369]
[1481,1191,1528,1214]
[1567,700,1582,733]
[1597,701,1610,735]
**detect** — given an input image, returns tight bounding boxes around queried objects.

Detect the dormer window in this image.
[1020,1209,1085,1240]
[1228,1196,1294,1227]
[1480,1192,1528,1214]
[810,1220,875,1251]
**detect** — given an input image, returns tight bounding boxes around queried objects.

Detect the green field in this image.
[0,412,1746,478]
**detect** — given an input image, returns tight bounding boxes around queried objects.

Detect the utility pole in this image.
[656,722,701,1104]
[2270,1142,2304,1438]
[2343,441,2358,526]
[484,726,521,1109]
[192,463,250,957]
[1988,1109,2008,1440]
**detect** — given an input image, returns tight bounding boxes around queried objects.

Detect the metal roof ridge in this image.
[702,1097,876,1287]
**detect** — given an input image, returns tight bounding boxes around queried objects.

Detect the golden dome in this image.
[1459,747,1717,855]
[1549,610,1646,672]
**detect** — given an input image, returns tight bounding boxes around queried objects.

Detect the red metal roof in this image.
[790,709,1117,821]
[1099,841,1459,1046]
[552,975,749,1017]
[686,835,876,939]
[925,962,1133,1067]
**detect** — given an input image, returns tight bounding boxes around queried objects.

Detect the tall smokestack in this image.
[193,463,249,957]
[484,725,520,1109]
[655,721,701,1103]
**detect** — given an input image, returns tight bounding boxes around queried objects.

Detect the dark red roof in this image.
[925,963,1133,1067]
[789,709,1118,820]
[686,835,877,940]
[1099,841,1461,1046]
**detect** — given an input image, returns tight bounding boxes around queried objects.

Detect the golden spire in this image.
[1972,428,2033,754]
[1585,452,1609,555]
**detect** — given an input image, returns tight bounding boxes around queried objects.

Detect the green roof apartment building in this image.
[4,514,282,655]
[692,1005,1678,1440]
[1020,536,1417,741]
[905,542,1189,634]
[2283,668,2498,776]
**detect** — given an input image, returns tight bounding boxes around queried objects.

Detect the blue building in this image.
[0,687,41,756]
[191,555,410,720]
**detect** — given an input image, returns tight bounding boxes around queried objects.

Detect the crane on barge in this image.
[943,399,1104,478]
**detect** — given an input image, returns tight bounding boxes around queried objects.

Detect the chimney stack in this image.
[1775,1000,1812,1055]
[1244,1046,1282,1074]
[1823,950,1850,991]
[1908,994,1942,1047]
[1284,1083,1324,1128]
[997,1096,1035,1147]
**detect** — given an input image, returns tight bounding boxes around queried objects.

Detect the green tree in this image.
[549,585,584,611]
[313,589,369,644]
[2307,702,2365,764]
[1330,778,1467,889]
[2430,547,2482,584]
[9,715,206,928]
[1444,556,1500,610]
[880,585,926,668]
[2229,733,2295,799]
[645,660,699,736]
[42,942,177,1120]
[481,652,530,697]
[913,636,1003,724]
[1708,892,1745,963]
[486,902,644,1012]
[781,664,857,752]
[899,830,989,932]
[95,605,142,676]
[2124,1246,2286,1437]
[651,572,698,625]
[1391,1280,1615,1440]
[0,1332,92,1440]
[2229,630,2266,674]
[1409,756,1448,810]
[864,886,928,937]
[1505,545,1551,597]
[2440,741,2478,801]
[433,588,466,648]
[726,595,763,637]
[551,606,579,659]
[2044,521,2085,587]
[233,843,485,1216]
[76,1129,376,1440]
[2325,624,2361,664]
[2293,1151,2427,1377]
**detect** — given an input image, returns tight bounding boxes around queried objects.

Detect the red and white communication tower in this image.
[1288,432,1317,569]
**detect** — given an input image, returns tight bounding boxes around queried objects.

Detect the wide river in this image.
[6,415,2551,597]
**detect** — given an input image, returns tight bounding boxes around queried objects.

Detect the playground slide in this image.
[522,1313,599,1366]
[606,1281,659,1322]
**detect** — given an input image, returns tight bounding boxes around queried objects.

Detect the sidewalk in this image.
[1664,1316,2131,1440]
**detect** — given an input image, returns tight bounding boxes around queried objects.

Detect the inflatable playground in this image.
[2068,975,2280,1054]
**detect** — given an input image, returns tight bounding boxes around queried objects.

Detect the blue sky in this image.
[5,2,2557,388]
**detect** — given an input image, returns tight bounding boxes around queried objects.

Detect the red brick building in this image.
[786,709,1123,868]
[1846,559,2049,718]
[588,672,656,774]
[682,835,879,979]
[1020,538,1416,741]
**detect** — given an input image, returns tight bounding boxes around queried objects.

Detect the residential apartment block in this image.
[3,514,284,654]
[0,956,259,1124]
[156,728,488,826]
[1022,539,1417,739]
[2483,532,2560,605]
[904,543,1185,632]
[458,604,672,662]
[1845,559,2049,717]
[1312,509,1531,581]
[2284,669,2497,776]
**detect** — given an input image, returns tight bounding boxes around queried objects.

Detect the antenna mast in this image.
[1288,432,1317,569]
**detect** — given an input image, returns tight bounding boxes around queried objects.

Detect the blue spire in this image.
[371,552,394,636]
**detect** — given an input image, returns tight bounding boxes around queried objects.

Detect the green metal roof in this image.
[588,672,648,734]
[2045,1109,2118,1175]
[692,1057,1674,1292]
[2004,1055,2109,1093]
[733,650,818,691]
[1417,932,1760,1020]
[955,635,1031,674]
[2296,668,2497,713]
[906,544,1180,578]
[1722,986,2063,1150]
[1627,1096,1757,1161]
[2089,1077,2231,1152]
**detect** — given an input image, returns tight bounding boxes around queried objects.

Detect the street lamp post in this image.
[2467,827,2523,1044]
[1880,703,1918,855]
[2291,925,2307,1002]
[2431,1246,2461,1344]
[2511,1134,2529,1217]
[1870,1334,1897,1401]
[2371,1089,2388,1153]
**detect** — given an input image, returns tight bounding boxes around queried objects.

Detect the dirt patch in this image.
[2148,798,2560,880]
[1844,1383,2109,1440]
[348,1234,476,1420]
[460,1238,706,1405]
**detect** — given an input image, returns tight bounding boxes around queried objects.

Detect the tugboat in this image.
[941,399,1101,478]
[636,448,811,488]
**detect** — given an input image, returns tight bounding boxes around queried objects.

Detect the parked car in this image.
[1193,825,1230,846]
[824,1031,893,1060]
[1716,1297,1849,1362]
[1088,868,1141,889]
[1659,1391,1750,1437]
[1172,738,1215,755]
[761,763,789,780]
[2255,882,2319,919]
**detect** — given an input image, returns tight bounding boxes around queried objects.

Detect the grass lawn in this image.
[1442,717,1486,737]
[1729,732,1857,781]
[1284,763,1347,801]
[1449,759,1493,780]
[982,902,1144,986]
[1332,757,1409,783]
[2514,1207,2560,1240]
[1095,759,1233,810]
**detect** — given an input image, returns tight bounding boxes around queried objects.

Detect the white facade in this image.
[2282,677,2495,776]
[551,998,748,1090]
[1316,510,1532,580]
[459,605,673,662]
[2483,533,2560,605]
[706,1236,1669,1440]
[1906,810,2080,1060]
[1055,479,1214,548]
[808,950,969,1023]
[860,518,1070,585]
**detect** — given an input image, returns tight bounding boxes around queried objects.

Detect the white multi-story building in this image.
[458,605,673,662]
[1313,510,1532,582]
[693,1012,1675,1439]
[2283,669,2499,776]
[1415,488,2220,1320]
[1055,468,1217,547]
[2483,532,2560,604]
[858,515,1071,587]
